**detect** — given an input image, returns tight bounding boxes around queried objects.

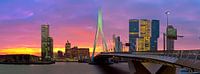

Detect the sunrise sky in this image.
[0,0,200,56]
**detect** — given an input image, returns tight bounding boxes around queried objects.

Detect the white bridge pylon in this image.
[91,8,108,62]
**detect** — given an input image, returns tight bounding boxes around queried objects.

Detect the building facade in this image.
[0,54,40,63]
[166,25,177,50]
[151,20,160,51]
[129,19,139,52]
[113,35,123,52]
[41,25,53,61]
[65,47,90,61]
[77,48,90,60]
[129,19,159,52]
[65,40,71,57]
[57,50,64,58]
[47,37,53,59]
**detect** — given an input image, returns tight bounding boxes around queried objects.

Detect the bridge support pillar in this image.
[128,60,151,74]
[128,60,176,74]
[128,60,136,74]
[156,65,176,74]
[142,63,163,74]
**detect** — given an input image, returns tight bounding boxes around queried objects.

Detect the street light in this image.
[163,33,166,51]
[165,11,170,26]
[163,11,170,51]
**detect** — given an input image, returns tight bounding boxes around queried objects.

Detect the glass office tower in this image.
[129,19,159,52]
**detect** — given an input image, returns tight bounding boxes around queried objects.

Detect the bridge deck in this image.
[95,50,200,70]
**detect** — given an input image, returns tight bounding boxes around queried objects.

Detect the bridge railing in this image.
[100,50,200,70]
[135,50,200,62]
[101,50,200,62]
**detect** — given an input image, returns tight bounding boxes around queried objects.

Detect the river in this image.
[0,62,130,74]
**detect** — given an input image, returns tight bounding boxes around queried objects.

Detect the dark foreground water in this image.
[0,62,130,74]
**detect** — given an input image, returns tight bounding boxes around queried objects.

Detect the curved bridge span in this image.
[93,50,200,74]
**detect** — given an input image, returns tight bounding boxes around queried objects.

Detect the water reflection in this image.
[0,62,130,74]
[95,65,129,74]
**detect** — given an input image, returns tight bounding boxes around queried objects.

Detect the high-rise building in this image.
[151,20,160,51]
[41,24,53,61]
[65,40,71,57]
[113,35,123,52]
[47,37,53,58]
[166,25,177,50]
[129,19,159,52]
[65,40,71,49]
[129,19,139,52]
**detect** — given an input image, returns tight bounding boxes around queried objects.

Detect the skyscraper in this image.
[65,40,71,57]
[151,20,160,51]
[113,35,123,52]
[166,25,177,50]
[41,24,53,61]
[129,19,159,52]
[129,19,139,52]
[47,37,53,59]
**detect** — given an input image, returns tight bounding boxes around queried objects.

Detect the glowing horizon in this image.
[0,46,108,56]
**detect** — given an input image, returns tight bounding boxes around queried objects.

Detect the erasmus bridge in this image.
[90,8,200,74]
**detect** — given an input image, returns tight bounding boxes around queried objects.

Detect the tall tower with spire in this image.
[91,8,108,62]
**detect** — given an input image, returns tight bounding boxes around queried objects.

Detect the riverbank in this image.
[0,61,55,65]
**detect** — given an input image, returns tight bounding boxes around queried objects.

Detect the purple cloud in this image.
[0,0,200,52]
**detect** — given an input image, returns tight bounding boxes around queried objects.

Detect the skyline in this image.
[0,0,200,56]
